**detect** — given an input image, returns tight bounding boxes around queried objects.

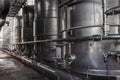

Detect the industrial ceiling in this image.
[7,0,26,17]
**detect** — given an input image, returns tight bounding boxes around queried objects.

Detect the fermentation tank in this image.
[34,0,42,40]
[69,0,120,78]
[22,5,34,42]
[107,0,120,35]
[21,5,34,56]
[3,0,120,80]
[106,0,120,56]
[35,0,59,63]
[70,0,103,37]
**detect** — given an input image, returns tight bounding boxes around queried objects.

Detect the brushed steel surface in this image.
[35,0,59,62]
[22,6,34,41]
[71,40,120,76]
[70,0,103,37]
[35,0,58,39]
[107,0,120,35]
[70,0,120,77]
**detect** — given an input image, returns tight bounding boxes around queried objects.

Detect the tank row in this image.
[2,0,120,80]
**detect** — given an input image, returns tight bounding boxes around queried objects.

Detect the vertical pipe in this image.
[60,6,68,68]
[102,0,109,36]
[33,0,37,59]
[21,7,25,43]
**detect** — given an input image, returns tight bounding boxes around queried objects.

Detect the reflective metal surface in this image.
[35,0,59,62]
[2,0,120,80]
[107,0,120,34]
[70,0,103,37]
[35,0,58,39]
[22,6,34,41]
[71,40,120,75]
[70,0,120,77]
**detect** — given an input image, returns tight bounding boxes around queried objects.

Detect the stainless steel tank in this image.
[70,0,103,37]
[34,0,42,40]
[21,5,34,57]
[107,0,120,35]
[107,0,120,63]
[35,0,59,63]
[35,0,58,40]
[69,0,120,78]
[22,6,34,42]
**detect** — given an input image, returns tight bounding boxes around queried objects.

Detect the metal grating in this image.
[7,0,26,17]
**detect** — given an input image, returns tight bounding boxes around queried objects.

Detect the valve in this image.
[103,51,120,63]
[65,54,76,65]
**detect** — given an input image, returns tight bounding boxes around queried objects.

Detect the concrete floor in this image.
[0,51,48,80]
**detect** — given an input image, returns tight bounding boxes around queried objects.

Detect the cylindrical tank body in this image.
[69,0,120,77]
[107,0,120,59]
[70,0,103,37]
[35,0,58,40]
[34,0,42,39]
[107,0,120,35]
[21,5,34,57]
[35,0,58,39]
[22,6,34,42]
[35,0,59,62]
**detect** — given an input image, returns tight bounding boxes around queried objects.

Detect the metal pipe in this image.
[69,25,102,30]
[110,24,120,26]
[16,35,120,45]
[105,6,120,15]
[102,0,109,35]
[59,0,74,8]
[33,4,37,51]
[60,6,68,68]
